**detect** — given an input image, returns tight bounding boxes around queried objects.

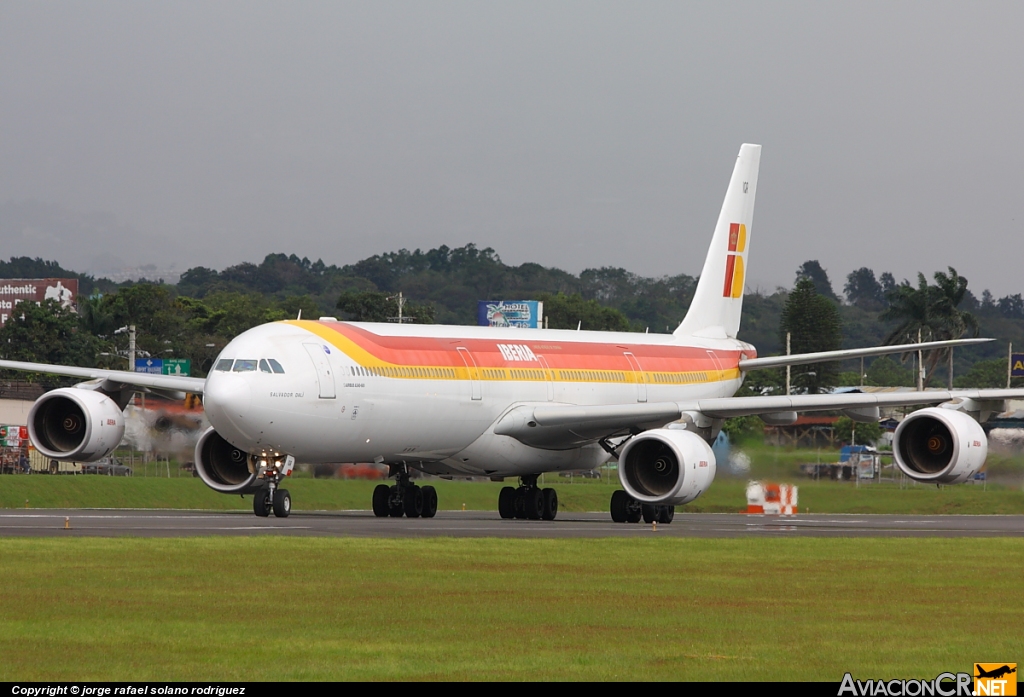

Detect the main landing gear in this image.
[609,490,674,524]
[498,475,558,520]
[372,466,437,518]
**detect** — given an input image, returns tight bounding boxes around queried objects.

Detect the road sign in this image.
[135,358,163,374]
[162,359,191,376]
[1012,354,1024,378]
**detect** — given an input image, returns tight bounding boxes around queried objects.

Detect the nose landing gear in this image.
[498,474,558,520]
[251,454,296,518]
[371,465,437,518]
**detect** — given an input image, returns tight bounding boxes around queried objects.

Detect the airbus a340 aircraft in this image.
[3,144,1018,521]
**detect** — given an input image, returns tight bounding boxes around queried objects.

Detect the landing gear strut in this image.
[251,455,295,518]
[610,490,673,524]
[498,475,557,520]
[372,465,437,518]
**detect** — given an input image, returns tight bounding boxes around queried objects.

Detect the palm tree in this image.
[879,268,978,387]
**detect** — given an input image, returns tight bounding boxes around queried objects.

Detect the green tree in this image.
[880,267,978,386]
[0,299,97,382]
[536,293,631,331]
[834,416,883,446]
[721,415,765,444]
[844,267,884,309]
[336,291,435,324]
[795,260,839,302]
[779,278,842,393]
[865,357,915,387]
[953,358,1024,388]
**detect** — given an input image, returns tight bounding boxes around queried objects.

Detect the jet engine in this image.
[617,429,717,505]
[893,407,988,484]
[28,388,125,462]
[194,427,262,493]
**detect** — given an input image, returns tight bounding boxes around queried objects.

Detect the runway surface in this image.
[1,509,1023,538]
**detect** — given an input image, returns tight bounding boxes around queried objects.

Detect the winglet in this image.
[675,144,761,339]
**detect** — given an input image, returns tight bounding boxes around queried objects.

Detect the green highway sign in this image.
[162,359,191,376]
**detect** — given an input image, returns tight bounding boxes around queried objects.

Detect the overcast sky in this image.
[2,1,1022,296]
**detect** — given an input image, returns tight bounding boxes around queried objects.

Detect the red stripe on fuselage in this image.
[315,321,746,373]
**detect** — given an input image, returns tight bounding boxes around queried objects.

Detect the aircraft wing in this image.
[737,338,992,371]
[0,359,205,394]
[495,388,1024,449]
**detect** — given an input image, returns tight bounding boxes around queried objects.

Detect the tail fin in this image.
[675,143,761,339]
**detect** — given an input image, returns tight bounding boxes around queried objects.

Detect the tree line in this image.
[2,248,1024,386]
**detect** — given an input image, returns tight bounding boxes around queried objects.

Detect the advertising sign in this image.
[1012,353,1024,378]
[477,301,543,328]
[0,425,26,448]
[0,278,78,326]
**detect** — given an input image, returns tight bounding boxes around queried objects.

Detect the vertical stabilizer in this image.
[675,143,760,339]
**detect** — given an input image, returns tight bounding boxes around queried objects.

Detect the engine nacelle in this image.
[194,427,262,494]
[893,407,987,484]
[28,388,125,462]
[618,428,717,505]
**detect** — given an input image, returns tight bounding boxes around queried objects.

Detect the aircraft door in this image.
[623,352,647,403]
[303,343,337,399]
[536,355,554,401]
[456,347,482,400]
[706,350,724,382]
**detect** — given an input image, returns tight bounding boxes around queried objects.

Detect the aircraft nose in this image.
[203,375,255,445]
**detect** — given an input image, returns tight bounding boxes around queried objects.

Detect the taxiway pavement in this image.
[1,509,1022,538]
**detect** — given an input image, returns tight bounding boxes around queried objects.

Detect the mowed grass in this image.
[0,537,1021,681]
[2,475,1024,514]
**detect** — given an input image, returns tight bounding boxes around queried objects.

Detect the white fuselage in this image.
[202,320,752,477]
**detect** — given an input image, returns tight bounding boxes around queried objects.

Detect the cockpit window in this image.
[233,359,258,372]
[268,359,285,374]
[259,359,273,373]
[215,359,234,372]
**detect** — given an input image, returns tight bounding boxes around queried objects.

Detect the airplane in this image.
[3,143,1020,521]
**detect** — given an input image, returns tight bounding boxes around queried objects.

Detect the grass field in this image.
[2,474,1024,514]
[0,537,1020,681]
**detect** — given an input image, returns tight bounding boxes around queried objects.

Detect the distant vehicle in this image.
[80,457,132,476]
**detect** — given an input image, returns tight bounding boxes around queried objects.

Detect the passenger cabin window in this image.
[233,359,258,372]
[259,359,273,373]
[215,359,234,372]
[268,359,285,374]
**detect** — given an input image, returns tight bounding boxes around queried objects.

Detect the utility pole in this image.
[128,324,136,372]
[785,332,791,396]
[1008,342,1013,389]
[916,328,924,391]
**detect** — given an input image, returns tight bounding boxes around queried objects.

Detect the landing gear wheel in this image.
[525,487,544,520]
[642,504,658,524]
[498,486,516,519]
[253,489,271,517]
[541,488,558,521]
[625,501,642,524]
[388,485,404,517]
[610,490,629,523]
[403,485,424,518]
[372,484,391,517]
[657,505,675,524]
[421,486,437,518]
[272,488,291,518]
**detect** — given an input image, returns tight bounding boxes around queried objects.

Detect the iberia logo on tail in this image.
[722,223,746,298]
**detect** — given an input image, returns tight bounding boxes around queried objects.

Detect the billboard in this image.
[478,301,544,328]
[0,278,78,326]
[1011,354,1024,378]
